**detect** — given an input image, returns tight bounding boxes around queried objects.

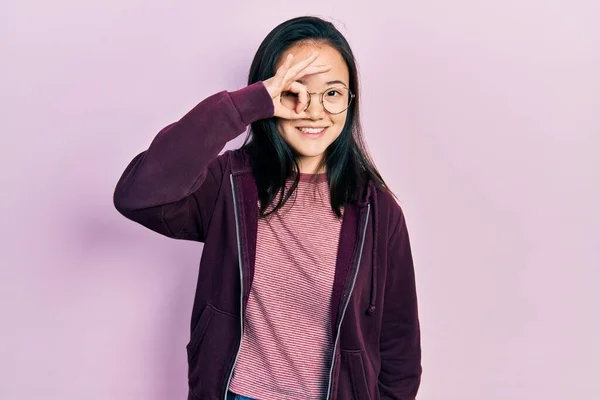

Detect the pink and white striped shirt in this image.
[229,172,343,399]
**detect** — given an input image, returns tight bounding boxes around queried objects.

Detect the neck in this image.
[297,157,326,174]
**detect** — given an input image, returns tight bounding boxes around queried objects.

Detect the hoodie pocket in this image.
[186,304,238,397]
[337,349,372,400]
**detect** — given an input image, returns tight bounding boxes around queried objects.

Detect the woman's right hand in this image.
[263,52,332,120]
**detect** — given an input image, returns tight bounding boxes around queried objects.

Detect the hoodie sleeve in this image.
[378,212,422,399]
[113,81,274,242]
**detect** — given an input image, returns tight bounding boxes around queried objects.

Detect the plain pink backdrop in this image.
[2,1,599,399]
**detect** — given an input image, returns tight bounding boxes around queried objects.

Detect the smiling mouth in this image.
[297,127,328,134]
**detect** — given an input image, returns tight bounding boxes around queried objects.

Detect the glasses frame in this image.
[283,86,356,115]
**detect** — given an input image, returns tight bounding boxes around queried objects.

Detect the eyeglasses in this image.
[280,86,355,115]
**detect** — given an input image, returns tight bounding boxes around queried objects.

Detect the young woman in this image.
[114,16,421,400]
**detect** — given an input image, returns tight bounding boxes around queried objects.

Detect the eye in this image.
[327,89,342,96]
[281,91,298,98]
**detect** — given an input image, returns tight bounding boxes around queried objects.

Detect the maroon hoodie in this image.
[113,81,422,400]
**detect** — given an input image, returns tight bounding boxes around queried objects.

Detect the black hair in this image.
[241,15,391,218]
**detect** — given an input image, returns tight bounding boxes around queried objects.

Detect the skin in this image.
[263,42,351,174]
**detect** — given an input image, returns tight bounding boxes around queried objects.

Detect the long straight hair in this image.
[241,16,391,218]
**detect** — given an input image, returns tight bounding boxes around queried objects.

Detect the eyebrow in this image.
[297,79,348,87]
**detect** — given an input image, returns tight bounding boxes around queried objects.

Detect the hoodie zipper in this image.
[223,174,245,400]
[325,203,371,400]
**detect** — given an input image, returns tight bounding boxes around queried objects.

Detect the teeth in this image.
[298,127,326,134]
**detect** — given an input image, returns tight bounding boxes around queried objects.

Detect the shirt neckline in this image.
[297,172,327,183]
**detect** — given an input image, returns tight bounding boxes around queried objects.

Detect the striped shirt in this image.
[229,172,343,399]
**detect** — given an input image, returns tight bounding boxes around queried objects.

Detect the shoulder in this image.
[229,147,253,172]
[371,182,409,241]
[374,184,405,219]
[204,148,251,176]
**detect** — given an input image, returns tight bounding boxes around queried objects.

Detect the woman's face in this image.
[274,42,351,174]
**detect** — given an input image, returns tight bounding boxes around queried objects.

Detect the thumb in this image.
[273,101,308,120]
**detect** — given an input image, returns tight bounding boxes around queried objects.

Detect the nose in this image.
[306,93,326,119]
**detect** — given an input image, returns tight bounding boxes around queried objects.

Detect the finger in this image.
[275,53,295,79]
[289,81,309,114]
[294,64,332,81]
[285,51,320,79]
[274,101,309,120]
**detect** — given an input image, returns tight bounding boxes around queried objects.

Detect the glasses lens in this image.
[323,87,351,114]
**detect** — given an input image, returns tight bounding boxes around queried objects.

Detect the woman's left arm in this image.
[378,213,422,399]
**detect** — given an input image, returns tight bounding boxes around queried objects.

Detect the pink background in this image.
[2,1,599,399]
